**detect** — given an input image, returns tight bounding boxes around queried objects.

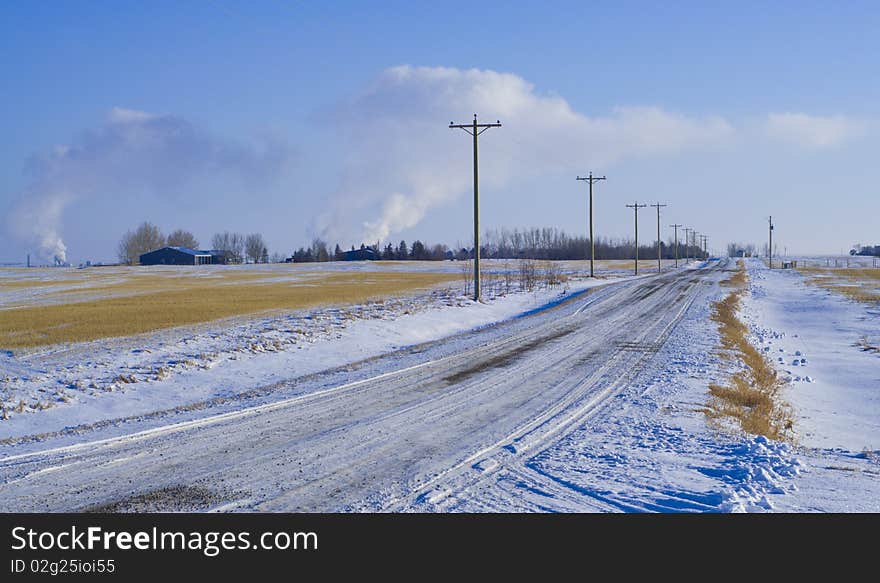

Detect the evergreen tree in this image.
[410,240,426,260]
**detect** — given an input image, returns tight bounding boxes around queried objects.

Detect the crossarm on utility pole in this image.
[449,114,502,301]
[625,202,647,275]
[650,203,667,273]
[669,224,682,268]
[576,172,606,278]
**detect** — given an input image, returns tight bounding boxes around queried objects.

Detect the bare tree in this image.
[311,239,330,262]
[118,222,166,265]
[459,259,472,297]
[502,261,514,294]
[518,258,537,292]
[212,232,245,263]
[540,261,564,287]
[167,229,199,249]
[245,233,266,264]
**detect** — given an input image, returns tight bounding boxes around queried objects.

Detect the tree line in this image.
[481,227,703,260]
[118,223,708,265]
[288,239,452,262]
[117,222,270,265]
[289,227,706,263]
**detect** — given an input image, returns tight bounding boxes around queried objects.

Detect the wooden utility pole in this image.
[449,114,502,300]
[701,234,708,261]
[669,224,682,268]
[682,227,692,263]
[651,202,667,273]
[768,216,774,269]
[626,202,647,274]
[576,172,606,277]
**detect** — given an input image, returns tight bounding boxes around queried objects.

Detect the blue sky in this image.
[2,0,879,263]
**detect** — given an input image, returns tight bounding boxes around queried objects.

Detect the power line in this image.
[650,202,667,273]
[625,202,647,275]
[669,224,682,268]
[449,114,502,301]
[768,215,774,269]
[576,172,606,278]
[682,227,692,263]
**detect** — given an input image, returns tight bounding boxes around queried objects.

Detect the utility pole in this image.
[576,171,606,277]
[626,202,647,275]
[450,114,502,300]
[669,224,682,268]
[701,234,708,261]
[682,228,692,263]
[768,215,774,269]
[651,202,667,273]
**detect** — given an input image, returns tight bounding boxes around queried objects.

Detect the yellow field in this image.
[0,271,457,350]
[796,266,880,303]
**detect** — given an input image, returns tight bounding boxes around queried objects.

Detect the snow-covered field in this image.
[741,260,880,511]
[1,268,622,442]
[0,258,877,512]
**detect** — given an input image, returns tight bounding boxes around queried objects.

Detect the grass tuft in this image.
[796,266,880,303]
[704,260,794,440]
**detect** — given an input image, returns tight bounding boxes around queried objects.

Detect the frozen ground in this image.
[0,258,877,512]
[0,274,622,441]
[740,259,880,511]
[406,258,880,512]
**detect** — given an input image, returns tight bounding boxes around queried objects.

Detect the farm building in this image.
[342,247,378,261]
[205,249,233,265]
[139,247,214,265]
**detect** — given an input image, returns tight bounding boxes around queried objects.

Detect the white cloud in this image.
[318,66,734,243]
[8,108,293,262]
[107,107,158,124]
[765,112,863,148]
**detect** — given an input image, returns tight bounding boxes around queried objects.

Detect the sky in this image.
[2,0,879,264]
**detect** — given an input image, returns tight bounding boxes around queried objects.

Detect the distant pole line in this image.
[650,202,667,273]
[682,227,692,264]
[449,114,502,301]
[625,202,647,275]
[669,224,682,268]
[768,215,774,269]
[576,172,606,278]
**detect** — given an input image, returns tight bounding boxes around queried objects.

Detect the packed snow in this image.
[1,258,878,512]
[0,273,623,441]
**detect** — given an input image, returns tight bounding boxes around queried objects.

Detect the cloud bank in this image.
[317,66,734,243]
[765,112,864,148]
[9,108,291,262]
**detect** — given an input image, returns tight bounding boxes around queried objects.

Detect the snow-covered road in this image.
[0,261,727,511]
[3,258,877,512]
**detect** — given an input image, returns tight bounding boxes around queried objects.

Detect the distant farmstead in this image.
[139,247,229,266]
[342,247,378,261]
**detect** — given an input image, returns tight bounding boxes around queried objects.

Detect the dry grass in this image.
[0,271,457,350]
[856,336,880,354]
[796,266,880,303]
[704,260,794,440]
